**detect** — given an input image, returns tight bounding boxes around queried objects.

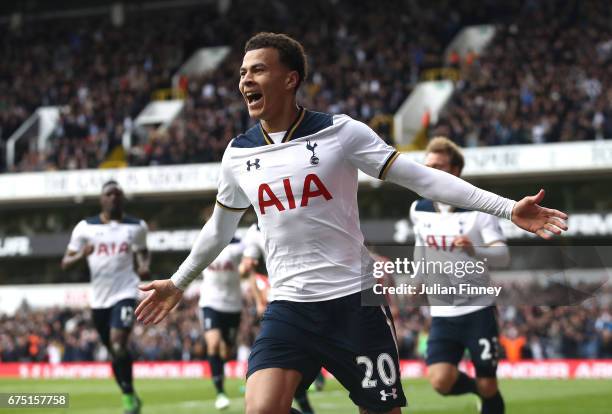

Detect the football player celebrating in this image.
[136,33,567,414]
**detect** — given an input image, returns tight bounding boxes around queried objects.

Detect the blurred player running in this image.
[240,223,269,317]
[199,228,245,410]
[135,33,567,414]
[410,137,510,414]
[62,180,149,414]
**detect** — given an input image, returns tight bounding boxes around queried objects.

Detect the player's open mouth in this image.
[245,92,263,106]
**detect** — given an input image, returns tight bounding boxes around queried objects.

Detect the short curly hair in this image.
[244,32,308,92]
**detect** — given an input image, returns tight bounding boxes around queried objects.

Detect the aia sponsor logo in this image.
[96,242,129,255]
[425,235,456,251]
[208,261,236,272]
[257,173,332,215]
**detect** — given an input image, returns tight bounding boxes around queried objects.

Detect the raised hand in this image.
[511,189,568,239]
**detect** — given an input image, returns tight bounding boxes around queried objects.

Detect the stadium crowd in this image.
[0,3,213,172]
[434,0,612,146]
[10,1,607,172]
[2,285,610,363]
[0,0,536,171]
[127,0,473,166]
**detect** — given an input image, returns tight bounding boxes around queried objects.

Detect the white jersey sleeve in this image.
[480,214,506,245]
[473,213,510,267]
[67,220,88,252]
[217,141,251,211]
[387,155,515,220]
[242,224,264,259]
[334,116,398,180]
[230,240,247,260]
[132,220,149,252]
[408,201,424,246]
[170,204,244,290]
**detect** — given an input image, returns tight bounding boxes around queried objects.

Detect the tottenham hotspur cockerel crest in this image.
[306,140,319,165]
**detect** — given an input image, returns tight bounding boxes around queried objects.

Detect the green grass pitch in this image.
[1,378,611,413]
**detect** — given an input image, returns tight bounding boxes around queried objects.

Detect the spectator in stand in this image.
[500,324,527,362]
[5,0,487,172]
[435,0,612,147]
[3,1,610,173]
[595,306,612,357]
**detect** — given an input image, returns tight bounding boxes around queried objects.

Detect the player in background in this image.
[369,250,401,323]
[135,33,567,414]
[240,223,269,317]
[239,223,320,414]
[62,180,149,414]
[410,137,510,414]
[199,221,246,411]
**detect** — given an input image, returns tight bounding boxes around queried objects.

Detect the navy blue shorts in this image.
[426,306,500,377]
[91,298,136,347]
[201,307,241,347]
[247,291,406,411]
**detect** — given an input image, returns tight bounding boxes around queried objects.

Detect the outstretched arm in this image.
[135,204,245,324]
[386,156,567,238]
[387,156,514,218]
[170,204,244,290]
[335,117,567,238]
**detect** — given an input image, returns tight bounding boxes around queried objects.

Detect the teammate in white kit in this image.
[199,234,245,410]
[135,33,567,414]
[410,137,510,414]
[240,223,268,316]
[62,180,149,414]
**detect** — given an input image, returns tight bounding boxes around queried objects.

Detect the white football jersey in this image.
[199,239,245,312]
[67,216,148,309]
[242,223,265,260]
[216,109,398,302]
[410,200,506,317]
